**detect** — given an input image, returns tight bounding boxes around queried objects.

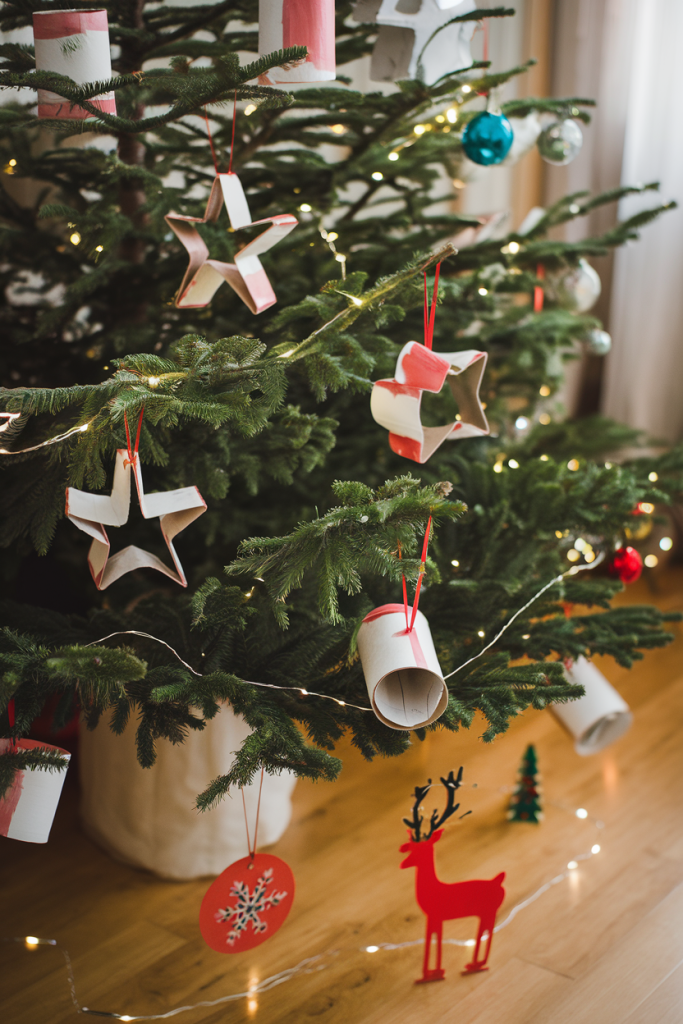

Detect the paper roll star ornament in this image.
[0,739,70,844]
[259,0,336,84]
[353,0,476,85]
[166,173,298,313]
[33,9,116,120]
[550,657,633,755]
[357,604,448,730]
[66,449,206,590]
[371,342,489,463]
[401,769,505,981]
[200,853,295,952]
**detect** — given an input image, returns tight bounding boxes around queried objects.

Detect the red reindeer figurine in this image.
[400,768,505,983]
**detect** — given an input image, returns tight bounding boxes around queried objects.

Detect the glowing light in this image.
[493,462,503,473]
[70,232,81,245]
[574,538,586,552]
[244,103,257,116]
[591,844,601,854]
[120,1017,134,1022]
[567,549,580,562]
[555,531,563,539]
[569,203,580,214]
[539,385,551,397]
[279,348,295,358]
[461,84,472,94]
[327,231,338,242]
[300,688,308,695]
[638,502,655,514]
[465,938,476,946]
[540,455,549,461]
[299,203,312,213]
[451,559,460,567]
[584,551,595,563]
[335,253,346,263]
[330,123,346,134]
[477,630,485,638]
[9,158,16,166]
[478,287,488,296]
[452,178,466,189]
[505,240,520,255]
[337,699,346,706]
[366,945,380,953]
[25,936,39,946]
[575,808,588,819]
[605,462,613,469]
[515,416,529,430]
[567,459,580,471]
[79,423,89,432]
[539,413,551,425]
[508,459,519,469]
[148,376,160,388]
[414,124,426,135]
[660,537,673,551]
[435,114,445,123]
[95,245,103,252]
[351,296,362,306]
[388,151,399,160]
[567,861,578,870]
[522,634,530,640]
[371,171,384,181]
[648,471,658,482]
[644,554,659,568]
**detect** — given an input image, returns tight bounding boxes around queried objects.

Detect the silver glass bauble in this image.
[584,328,612,356]
[538,118,583,166]
[555,258,601,313]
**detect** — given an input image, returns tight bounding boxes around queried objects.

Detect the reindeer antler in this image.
[403,780,433,842]
[425,767,464,840]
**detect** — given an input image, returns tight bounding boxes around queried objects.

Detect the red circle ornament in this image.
[199,853,295,953]
[608,546,643,584]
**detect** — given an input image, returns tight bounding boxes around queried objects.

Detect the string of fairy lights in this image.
[3,792,606,1020]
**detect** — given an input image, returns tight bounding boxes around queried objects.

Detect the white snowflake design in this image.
[215,867,288,946]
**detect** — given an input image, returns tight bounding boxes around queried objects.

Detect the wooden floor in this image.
[3,569,683,1024]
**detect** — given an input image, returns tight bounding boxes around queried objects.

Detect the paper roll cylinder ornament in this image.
[371,341,489,463]
[353,0,475,86]
[0,739,70,843]
[259,0,335,84]
[166,173,297,313]
[357,604,448,730]
[550,657,633,755]
[66,448,206,589]
[33,9,116,120]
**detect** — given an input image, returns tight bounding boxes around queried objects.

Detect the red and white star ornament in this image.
[166,172,298,314]
[66,412,206,589]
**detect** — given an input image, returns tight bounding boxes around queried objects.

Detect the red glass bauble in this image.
[199,853,295,953]
[608,546,643,584]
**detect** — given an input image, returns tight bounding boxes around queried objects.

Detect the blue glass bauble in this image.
[462,111,514,166]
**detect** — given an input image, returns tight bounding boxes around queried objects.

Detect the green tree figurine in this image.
[508,745,543,823]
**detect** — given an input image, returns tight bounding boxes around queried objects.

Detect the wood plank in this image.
[623,960,683,1024]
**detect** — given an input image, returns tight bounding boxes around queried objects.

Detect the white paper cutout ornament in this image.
[0,738,70,843]
[166,173,298,314]
[550,657,633,755]
[66,449,206,589]
[354,0,476,85]
[371,341,489,463]
[33,9,116,120]
[357,604,448,729]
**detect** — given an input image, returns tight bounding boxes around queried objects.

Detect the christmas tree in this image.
[508,744,542,823]
[1,2,681,810]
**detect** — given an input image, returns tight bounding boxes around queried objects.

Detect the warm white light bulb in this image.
[366,945,379,953]
[591,844,601,854]
[446,107,457,123]
[371,171,383,181]
[567,861,578,870]
[388,152,399,161]
[478,287,488,296]
[451,559,459,567]
[299,203,312,212]
[508,459,519,469]
[660,537,673,551]
[575,808,588,819]
[461,84,472,94]
[515,417,529,430]
[508,241,520,254]
[25,936,39,946]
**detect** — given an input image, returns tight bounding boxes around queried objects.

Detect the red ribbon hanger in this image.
[123,406,145,468]
[399,516,433,633]
[423,263,441,350]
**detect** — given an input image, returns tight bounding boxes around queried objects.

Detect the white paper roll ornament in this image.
[259,0,336,84]
[357,604,448,730]
[550,657,633,755]
[33,9,116,120]
[0,739,70,843]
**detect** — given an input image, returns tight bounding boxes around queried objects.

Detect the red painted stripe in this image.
[33,10,110,39]
[363,603,411,623]
[400,343,449,391]
[0,769,24,837]
[282,0,335,72]
[38,97,117,120]
[389,433,423,462]
[374,380,421,399]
